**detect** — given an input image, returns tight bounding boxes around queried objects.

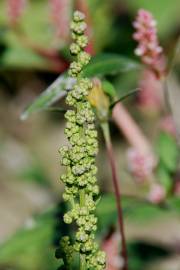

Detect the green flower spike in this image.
[57,10,106,270]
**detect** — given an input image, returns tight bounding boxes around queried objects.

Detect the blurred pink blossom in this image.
[7,0,27,25]
[138,69,164,111]
[49,0,71,42]
[127,148,157,182]
[133,9,166,77]
[148,183,165,204]
[160,115,177,137]
[102,232,124,270]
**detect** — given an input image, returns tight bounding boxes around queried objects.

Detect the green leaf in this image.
[156,132,179,172]
[21,75,75,120]
[20,54,139,120]
[102,80,116,98]
[157,166,173,193]
[0,195,175,270]
[0,209,60,270]
[167,197,180,213]
[97,194,166,229]
[83,53,140,77]
[1,44,50,70]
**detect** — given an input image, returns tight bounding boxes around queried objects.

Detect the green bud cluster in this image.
[58,11,106,270]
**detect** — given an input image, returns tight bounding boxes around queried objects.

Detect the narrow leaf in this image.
[102,80,116,98]
[157,166,172,193]
[20,74,76,120]
[156,132,179,172]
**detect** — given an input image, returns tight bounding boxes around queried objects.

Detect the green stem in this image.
[101,122,128,270]
[79,189,86,270]
[80,253,86,270]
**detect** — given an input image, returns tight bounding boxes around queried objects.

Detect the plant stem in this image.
[79,189,86,270]
[80,253,86,270]
[101,122,128,270]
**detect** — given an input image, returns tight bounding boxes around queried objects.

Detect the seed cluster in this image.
[58,11,106,270]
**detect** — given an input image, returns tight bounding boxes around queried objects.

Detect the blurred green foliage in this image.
[0,194,179,270]
[0,1,180,270]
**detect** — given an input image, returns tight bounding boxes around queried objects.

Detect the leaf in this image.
[156,132,179,172]
[0,209,60,270]
[0,195,175,270]
[102,80,116,98]
[167,197,180,212]
[97,194,166,229]
[1,45,50,70]
[157,166,173,193]
[83,53,140,77]
[128,241,170,270]
[21,75,76,120]
[20,54,139,120]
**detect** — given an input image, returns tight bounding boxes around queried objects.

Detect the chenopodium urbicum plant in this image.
[57,11,106,270]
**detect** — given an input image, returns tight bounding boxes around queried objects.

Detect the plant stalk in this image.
[79,189,86,270]
[101,122,128,270]
[80,253,86,270]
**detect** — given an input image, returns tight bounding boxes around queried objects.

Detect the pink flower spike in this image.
[49,0,71,43]
[133,9,166,77]
[7,0,27,26]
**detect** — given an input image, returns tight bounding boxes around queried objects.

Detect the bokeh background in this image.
[0,1,180,270]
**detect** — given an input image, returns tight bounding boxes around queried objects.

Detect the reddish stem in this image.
[101,122,128,270]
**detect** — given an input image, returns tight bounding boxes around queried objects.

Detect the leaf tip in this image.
[20,112,28,121]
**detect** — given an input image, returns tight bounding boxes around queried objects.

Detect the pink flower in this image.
[148,183,166,204]
[127,148,157,182]
[7,0,27,25]
[49,0,71,42]
[133,9,166,77]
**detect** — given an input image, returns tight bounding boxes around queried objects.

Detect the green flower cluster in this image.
[58,11,106,270]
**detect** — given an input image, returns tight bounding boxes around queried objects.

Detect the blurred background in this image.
[0,1,180,270]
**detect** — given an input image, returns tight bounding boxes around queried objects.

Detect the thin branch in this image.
[101,122,128,270]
